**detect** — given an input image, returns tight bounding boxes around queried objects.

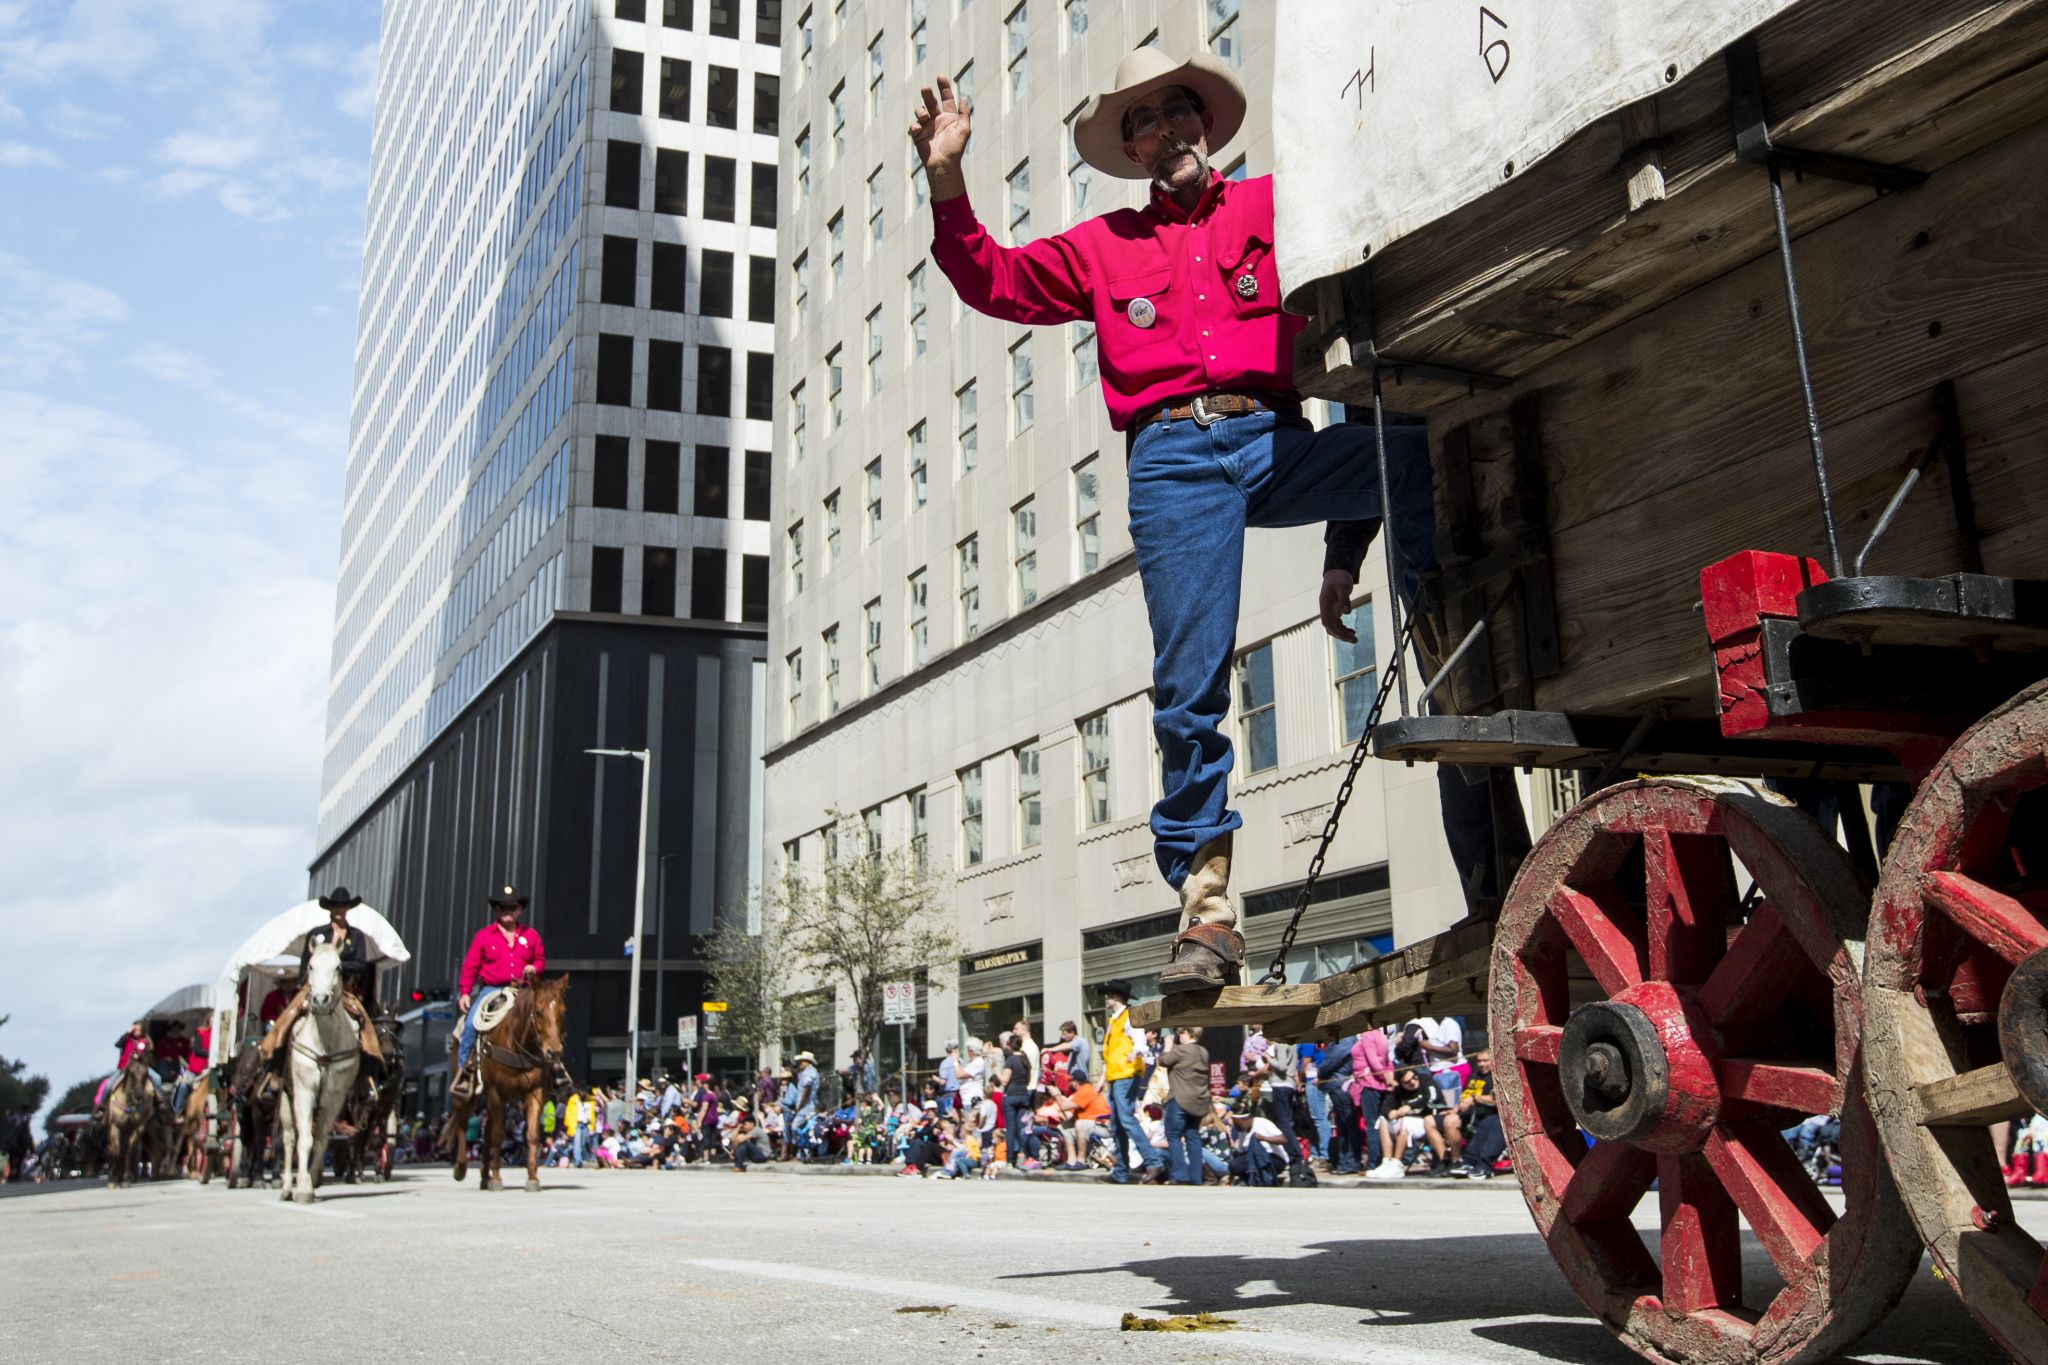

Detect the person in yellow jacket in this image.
[1100,979,1165,1185]
[564,1091,589,1169]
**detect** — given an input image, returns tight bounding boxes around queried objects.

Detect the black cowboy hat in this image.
[488,883,530,908]
[318,886,364,910]
[1102,978,1134,1000]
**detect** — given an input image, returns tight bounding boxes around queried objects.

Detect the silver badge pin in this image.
[1126,296,1157,329]
[1235,273,1259,300]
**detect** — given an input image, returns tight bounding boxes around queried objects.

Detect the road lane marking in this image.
[685,1257,1458,1363]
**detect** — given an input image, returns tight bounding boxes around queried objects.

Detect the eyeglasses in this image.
[1124,97,1203,141]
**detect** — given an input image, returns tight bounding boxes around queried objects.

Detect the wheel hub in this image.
[1998,947,2048,1116]
[1559,984,1722,1152]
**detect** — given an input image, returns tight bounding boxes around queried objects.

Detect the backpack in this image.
[1288,1159,1319,1189]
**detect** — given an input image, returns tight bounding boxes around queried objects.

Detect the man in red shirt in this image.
[451,883,546,1101]
[914,50,1435,992]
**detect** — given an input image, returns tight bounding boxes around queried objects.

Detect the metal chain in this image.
[1260,611,1419,985]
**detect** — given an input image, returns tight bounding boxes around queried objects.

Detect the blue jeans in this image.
[1107,1076,1162,1182]
[456,985,504,1068]
[1127,410,1434,890]
[1305,1080,1331,1160]
[1163,1100,1203,1184]
[571,1130,588,1167]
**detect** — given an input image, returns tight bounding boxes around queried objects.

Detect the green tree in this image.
[701,900,790,1069]
[0,1016,51,1116]
[51,1077,102,1118]
[771,814,960,1063]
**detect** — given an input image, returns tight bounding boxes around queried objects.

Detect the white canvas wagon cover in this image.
[1274,0,1805,312]
[210,900,410,1064]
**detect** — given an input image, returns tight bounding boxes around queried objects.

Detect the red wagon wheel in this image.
[1865,679,2048,1364]
[1491,778,1921,1365]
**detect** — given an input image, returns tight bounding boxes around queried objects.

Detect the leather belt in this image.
[1133,390,1301,431]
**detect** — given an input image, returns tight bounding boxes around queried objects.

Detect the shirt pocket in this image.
[1221,232,1278,319]
[1102,266,1179,379]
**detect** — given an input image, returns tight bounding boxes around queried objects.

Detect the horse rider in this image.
[109,1021,163,1102]
[449,883,546,1104]
[258,887,386,1078]
[912,49,1510,993]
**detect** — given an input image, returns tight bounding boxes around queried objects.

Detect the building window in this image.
[826,345,844,429]
[1006,159,1030,242]
[707,65,739,128]
[829,81,847,162]
[742,554,768,620]
[956,382,977,472]
[697,345,731,416]
[868,31,886,118]
[1066,0,1086,42]
[954,60,974,104]
[1224,154,1248,181]
[748,254,775,323]
[659,57,691,119]
[908,422,928,508]
[1016,740,1041,848]
[867,165,885,251]
[790,380,807,460]
[619,0,647,19]
[591,546,625,614]
[785,648,804,730]
[687,443,722,517]
[1236,642,1279,774]
[654,148,688,213]
[798,6,814,76]
[751,162,778,227]
[1080,711,1110,825]
[909,786,929,870]
[960,763,985,866]
[704,155,736,221]
[597,334,634,405]
[1072,324,1098,389]
[756,0,782,45]
[786,521,804,595]
[1333,600,1378,744]
[1208,0,1242,68]
[744,449,770,519]
[1012,499,1037,608]
[823,491,841,571]
[796,126,811,202]
[862,804,883,860]
[864,458,882,541]
[651,241,686,311]
[611,49,644,114]
[1010,337,1034,434]
[700,248,735,316]
[663,0,692,28]
[692,546,727,619]
[793,252,810,327]
[865,307,883,396]
[828,212,845,293]
[1073,454,1100,574]
[911,160,929,211]
[642,547,677,617]
[911,0,928,62]
[709,0,739,37]
[647,439,682,514]
[647,339,683,411]
[750,72,780,133]
[907,264,928,359]
[907,568,929,667]
[593,435,630,508]
[601,235,637,305]
[1005,3,1029,105]
[605,139,640,209]
[863,598,882,693]
[1065,105,1093,215]
[958,535,981,640]
[746,352,773,420]
[823,625,842,715]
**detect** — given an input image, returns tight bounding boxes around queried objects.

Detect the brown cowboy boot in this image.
[1160,834,1244,994]
[257,986,310,1070]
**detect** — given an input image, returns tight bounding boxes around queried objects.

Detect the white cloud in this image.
[0,248,128,384]
[337,41,378,121]
[0,137,54,165]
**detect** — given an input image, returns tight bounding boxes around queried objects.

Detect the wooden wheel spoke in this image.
[1703,1120,1838,1281]
[1513,1024,1564,1065]
[1549,886,1644,997]
[1718,1059,1840,1117]
[1658,1152,1744,1314]
[1697,901,1812,1026]
[1559,1137,1657,1224]
[1927,870,2048,965]
[1646,830,1732,985]
[1916,1062,2029,1127]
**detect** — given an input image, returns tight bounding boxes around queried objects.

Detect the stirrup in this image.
[1158,923,1245,994]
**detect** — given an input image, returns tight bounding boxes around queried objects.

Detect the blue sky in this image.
[0,0,381,1117]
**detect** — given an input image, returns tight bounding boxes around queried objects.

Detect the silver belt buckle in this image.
[1190,395,1218,428]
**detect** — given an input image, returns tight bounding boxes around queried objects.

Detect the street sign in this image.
[677,1015,698,1049]
[703,1011,724,1042]
[882,980,916,1025]
[702,1000,728,1011]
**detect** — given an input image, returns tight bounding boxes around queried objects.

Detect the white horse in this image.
[276,941,362,1204]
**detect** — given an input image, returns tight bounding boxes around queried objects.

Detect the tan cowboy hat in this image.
[794,1050,816,1065]
[1073,47,1246,181]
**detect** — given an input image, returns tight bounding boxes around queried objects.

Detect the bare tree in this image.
[772,814,960,1062]
[702,903,790,1069]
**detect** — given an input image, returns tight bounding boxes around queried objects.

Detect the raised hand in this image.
[909,75,972,196]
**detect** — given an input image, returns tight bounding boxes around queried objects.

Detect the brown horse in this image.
[105,1050,163,1187]
[441,976,570,1192]
[172,1074,213,1180]
[223,1042,280,1189]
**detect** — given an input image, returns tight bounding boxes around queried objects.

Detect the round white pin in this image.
[1127,296,1157,329]
[1235,273,1259,300]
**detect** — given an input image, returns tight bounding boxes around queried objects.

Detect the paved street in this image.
[2,1164,2018,1364]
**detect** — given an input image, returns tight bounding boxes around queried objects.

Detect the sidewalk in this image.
[659,1158,1522,1190]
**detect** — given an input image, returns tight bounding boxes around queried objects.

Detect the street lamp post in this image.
[587,747,652,1088]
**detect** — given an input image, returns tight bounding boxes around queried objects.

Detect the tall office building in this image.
[313,0,790,1098]
[761,1,1526,1073]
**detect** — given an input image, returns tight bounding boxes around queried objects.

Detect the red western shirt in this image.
[929,170,1308,432]
[459,923,546,996]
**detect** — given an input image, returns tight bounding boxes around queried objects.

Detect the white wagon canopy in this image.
[210,900,411,1065]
